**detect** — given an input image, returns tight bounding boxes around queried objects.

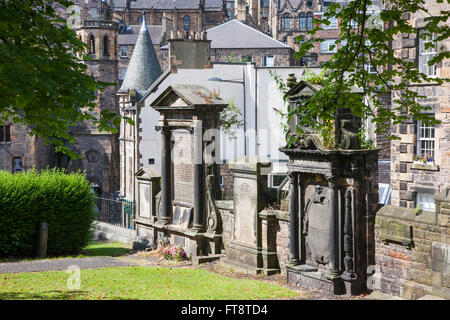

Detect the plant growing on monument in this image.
[292,0,449,143]
[220,98,245,139]
[270,70,335,148]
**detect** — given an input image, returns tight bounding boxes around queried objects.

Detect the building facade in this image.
[389,3,450,210]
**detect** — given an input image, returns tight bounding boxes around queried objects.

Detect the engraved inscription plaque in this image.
[139,182,151,218]
[234,177,258,245]
[172,131,194,205]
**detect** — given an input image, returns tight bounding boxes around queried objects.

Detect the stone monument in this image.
[222,156,280,275]
[149,84,227,263]
[281,75,379,295]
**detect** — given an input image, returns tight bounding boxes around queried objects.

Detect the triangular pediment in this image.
[150,84,228,108]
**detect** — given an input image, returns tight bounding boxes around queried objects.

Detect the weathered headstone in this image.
[222,156,279,275]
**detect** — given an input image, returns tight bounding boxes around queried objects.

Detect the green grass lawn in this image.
[0,267,299,300]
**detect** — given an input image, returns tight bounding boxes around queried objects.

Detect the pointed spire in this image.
[118,11,163,95]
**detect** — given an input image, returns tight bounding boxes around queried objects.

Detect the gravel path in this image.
[0,257,138,274]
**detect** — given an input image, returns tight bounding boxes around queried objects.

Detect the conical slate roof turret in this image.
[118,12,162,94]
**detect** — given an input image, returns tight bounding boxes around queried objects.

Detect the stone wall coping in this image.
[215,200,234,212]
[228,156,272,173]
[376,205,437,225]
[259,209,289,222]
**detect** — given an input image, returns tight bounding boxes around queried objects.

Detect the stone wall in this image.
[389,3,450,208]
[374,189,450,299]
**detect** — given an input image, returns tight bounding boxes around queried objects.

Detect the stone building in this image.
[230,0,381,66]
[117,15,163,205]
[0,124,58,173]
[206,19,292,66]
[389,4,450,211]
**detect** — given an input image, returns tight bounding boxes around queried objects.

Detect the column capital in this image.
[155,125,171,134]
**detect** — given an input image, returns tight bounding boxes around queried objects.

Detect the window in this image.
[350,19,358,29]
[306,12,314,30]
[12,157,22,173]
[322,17,338,29]
[242,55,252,62]
[119,67,127,80]
[299,12,306,30]
[263,56,274,67]
[137,16,143,24]
[416,192,435,211]
[282,15,290,30]
[419,30,437,77]
[417,120,435,159]
[88,34,95,54]
[320,39,337,53]
[103,36,109,57]
[183,16,191,30]
[364,63,377,74]
[0,125,11,143]
[120,46,127,58]
[90,8,98,19]
[270,175,287,188]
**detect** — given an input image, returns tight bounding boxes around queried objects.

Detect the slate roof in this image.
[118,17,163,94]
[118,25,162,45]
[151,85,227,107]
[205,0,224,10]
[206,19,291,49]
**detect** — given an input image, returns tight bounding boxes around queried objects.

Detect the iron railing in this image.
[94,196,135,230]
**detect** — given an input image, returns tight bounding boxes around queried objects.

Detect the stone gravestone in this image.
[280,75,379,296]
[222,156,279,275]
[150,84,227,263]
[133,167,161,247]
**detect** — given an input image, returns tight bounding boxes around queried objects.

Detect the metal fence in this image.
[94,196,135,230]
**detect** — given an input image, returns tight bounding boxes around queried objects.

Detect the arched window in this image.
[183,16,191,30]
[299,12,306,30]
[88,34,95,54]
[282,14,290,30]
[306,12,314,30]
[103,35,109,57]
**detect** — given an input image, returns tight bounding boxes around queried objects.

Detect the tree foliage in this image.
[0,0,121,158]
[294,0,449,144]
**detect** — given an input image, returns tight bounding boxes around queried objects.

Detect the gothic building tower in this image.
[72,4,120,196]
[117,13,163,204]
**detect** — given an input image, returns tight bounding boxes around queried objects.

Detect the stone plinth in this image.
[222,156,279,275]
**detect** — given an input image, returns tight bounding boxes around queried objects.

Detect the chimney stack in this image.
[168,31,211,73]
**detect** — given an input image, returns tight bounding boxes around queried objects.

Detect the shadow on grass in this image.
[0,290,89,300]
[79,246,132,257]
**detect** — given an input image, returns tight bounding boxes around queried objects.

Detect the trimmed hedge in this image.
[0,169,96,257]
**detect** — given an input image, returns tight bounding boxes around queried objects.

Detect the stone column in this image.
[288,172,300,265]
[193,120,204,231]
[159,125,171,224]
[326,175,340,279]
